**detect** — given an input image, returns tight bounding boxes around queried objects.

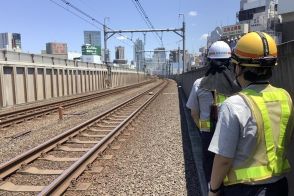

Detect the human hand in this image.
[208,191,220,196]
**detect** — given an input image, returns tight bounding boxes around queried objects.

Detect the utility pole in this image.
[182,16,186,74]
[171,61,173,75]
[178,47,180,74]
[103,17,111,88]
[103,17,109,64]
[143,33,146,72]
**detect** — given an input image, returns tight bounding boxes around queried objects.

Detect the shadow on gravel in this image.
[178,86,207,196]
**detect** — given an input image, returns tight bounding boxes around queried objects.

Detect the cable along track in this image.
[0,80,168,195]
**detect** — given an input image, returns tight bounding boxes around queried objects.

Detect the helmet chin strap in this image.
[235,74,242,88]
[234,65,243,88]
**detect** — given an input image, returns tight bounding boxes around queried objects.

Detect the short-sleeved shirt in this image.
[186,78,213,132]
[208,84,284,184]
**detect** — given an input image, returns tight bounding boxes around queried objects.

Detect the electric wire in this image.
[134,0,163,46]
[131,0,164,47]
[49,0,102,30]
[51,0,134,46]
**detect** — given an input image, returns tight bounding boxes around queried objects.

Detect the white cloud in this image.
[200,33,209,40]
[116,36,127,40]
[189,11,198,16]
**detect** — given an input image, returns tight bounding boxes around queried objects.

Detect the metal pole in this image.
[182,20,186,74]
[104,17,111,87]
[178,47,180,74]
[103,18,108,64]
[143,33,146,72]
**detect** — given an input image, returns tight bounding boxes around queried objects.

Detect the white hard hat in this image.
[207,41,231,59]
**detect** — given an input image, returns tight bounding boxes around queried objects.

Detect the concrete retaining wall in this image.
[0,50,147,108]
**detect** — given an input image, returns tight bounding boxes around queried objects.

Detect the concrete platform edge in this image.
[178,85,208,196]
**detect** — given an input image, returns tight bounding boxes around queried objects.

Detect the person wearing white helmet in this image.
[186,41,240,186]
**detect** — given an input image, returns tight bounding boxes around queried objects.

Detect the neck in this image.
[237,75,251,88]
[242,80,251,88]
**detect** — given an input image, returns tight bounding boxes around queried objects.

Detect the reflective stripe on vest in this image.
[224,87,292,185]
[199,94,227,130]
[199,120,210,129]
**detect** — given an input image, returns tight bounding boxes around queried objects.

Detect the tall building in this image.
[238,0,281,42]
[114,46,127,64]
[278,0,294,42]
[0,33,22,52]
[133,39,145,71]
[84,31,101,55]
[152,47,166,75]
[115,46,124,60]
[45,42,68,59]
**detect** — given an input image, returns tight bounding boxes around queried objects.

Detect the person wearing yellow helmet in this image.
[208,32,294,196]
[186,41,240,187]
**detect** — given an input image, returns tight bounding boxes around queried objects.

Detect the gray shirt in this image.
[186,78,214,132]
[208,84,283,184]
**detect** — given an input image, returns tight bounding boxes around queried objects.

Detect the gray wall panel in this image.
[27,68,36,102]
[52,69,58,98]
[36,68,44,100]
[15,67,26,104]
[77,70,82,94]
[72,70,77,94]
[58,69,63,97]
[81,71,86,93]
[45,69,52,99]
[3,67,14,106]
[19,53,32,63]
[63,70,68,96]
[68,70,73,95]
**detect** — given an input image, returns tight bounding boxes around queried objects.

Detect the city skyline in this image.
[0,0,239,62]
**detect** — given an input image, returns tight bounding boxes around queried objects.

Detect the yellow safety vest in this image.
[199,93,227,130]
[224,85,294,186]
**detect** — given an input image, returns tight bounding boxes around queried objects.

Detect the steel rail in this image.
[0,81,164,180]
[0,80,154,127]
[39,81,168,195]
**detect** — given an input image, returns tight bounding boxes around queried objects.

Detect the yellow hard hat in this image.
[232,32,277,67]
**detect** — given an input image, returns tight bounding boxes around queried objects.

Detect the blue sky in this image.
[0,0,240,61]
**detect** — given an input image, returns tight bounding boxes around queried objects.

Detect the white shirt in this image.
[186,78,214,132]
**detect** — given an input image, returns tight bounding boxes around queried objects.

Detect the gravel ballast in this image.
[0,81,159,164]
[64,80,200,195]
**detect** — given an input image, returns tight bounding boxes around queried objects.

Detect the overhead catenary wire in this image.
[59,0,134,44]
[131,0,164,47]
[133,0,163,46]
[60,0,104,26]
[50,0,135,46]
[49,0,102,31]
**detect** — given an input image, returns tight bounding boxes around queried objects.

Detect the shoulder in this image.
[221,94,248,114]
[224,94,244,105]
[193,77,204,87]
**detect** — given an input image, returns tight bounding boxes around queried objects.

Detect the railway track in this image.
[0,80,168,195]
[0,80,154,128]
